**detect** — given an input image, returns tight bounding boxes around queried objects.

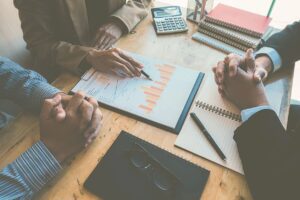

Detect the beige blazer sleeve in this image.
[14,0,92,75]
[110,0,152,33]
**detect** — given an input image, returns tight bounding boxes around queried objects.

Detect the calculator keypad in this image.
[154,17,188,34]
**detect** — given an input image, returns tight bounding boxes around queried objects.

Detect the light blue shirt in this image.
[0,57,62,199]
[241,105,273,122]
[255,47,282,72]
[241,47,282,122]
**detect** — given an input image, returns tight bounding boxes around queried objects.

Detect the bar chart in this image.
[139,64,176,113]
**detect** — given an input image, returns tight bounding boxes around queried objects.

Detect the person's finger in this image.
[253,68,268,83]
[213,68,220,85]
[228,53,247,71]
[215,61,225,84]
[96,32,107,50]
[85,131,99,147]
[114,55,140,76]
[84,107,103,139]
[111,49,141,76]
[212,65,217,73]
[79,100,94,132]
[85,124,102,146]
[66,92,85,115]
[224,56,230,66]
[112,60,135,77]
[41,95,61,120]
[98,36,111,50]
[92,32,101,47]
[228,57,240,77]
[244,49,255,72]
[118,50,144,70]
[52,104,66,122]
[103,37,116,50]
[111,68,127,78]
[82,97,99,133]
[103,43,113,51]
[84,108,103,147]
[87,97,99,111]
[218,86,226,98]
[61,95,72,108]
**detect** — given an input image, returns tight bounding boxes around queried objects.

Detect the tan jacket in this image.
[14,0,151,77]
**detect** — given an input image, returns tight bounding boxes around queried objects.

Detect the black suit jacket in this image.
[235,22,300,200]
[263,21,300,67]
[234,110,300,200]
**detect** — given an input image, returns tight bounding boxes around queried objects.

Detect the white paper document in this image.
[72,52,203,133]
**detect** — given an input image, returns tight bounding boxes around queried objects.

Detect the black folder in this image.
[84,131,210,200]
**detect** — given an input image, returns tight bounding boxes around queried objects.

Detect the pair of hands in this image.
[40,92,103,164]
[212,49,273,110]
[87,20,144,78]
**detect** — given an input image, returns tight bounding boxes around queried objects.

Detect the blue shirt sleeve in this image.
[0,141,62,199]
[0,57,60,112]
[0,57,63,198]
[241,105,274,122]
[255,47,282,73]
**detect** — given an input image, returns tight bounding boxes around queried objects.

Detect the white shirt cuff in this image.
[241,105,274,122]
[255,47,282,72]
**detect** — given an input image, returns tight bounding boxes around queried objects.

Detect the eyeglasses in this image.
[127,143,180,196]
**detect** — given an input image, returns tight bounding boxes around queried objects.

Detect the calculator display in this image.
[153,6,181,18]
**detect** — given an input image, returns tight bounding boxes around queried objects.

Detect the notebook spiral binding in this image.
[205,16,261,38]
[195,100,241,122]
[198,21,257,48]
[192,32,244,56]
[198,28,249,51]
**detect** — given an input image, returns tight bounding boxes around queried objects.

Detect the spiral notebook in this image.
[175,72,284,174]
[205,3,271,38]
[198,27,249,51]
[198,20,261,50]
[192,32,244,56]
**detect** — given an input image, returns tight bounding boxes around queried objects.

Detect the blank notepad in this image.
[175,72,284,174]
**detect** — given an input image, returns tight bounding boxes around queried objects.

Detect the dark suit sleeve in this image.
[14,0,93,75]
[264,21,300,67]
[234,109,300,200]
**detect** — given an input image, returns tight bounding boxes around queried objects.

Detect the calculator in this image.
[151,6,188,34]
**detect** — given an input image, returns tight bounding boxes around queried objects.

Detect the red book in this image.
[205,3,271,38]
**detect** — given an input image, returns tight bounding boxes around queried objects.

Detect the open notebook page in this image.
[175,72,284,174]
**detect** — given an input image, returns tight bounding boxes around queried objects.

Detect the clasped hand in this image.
[212,49,270,110]
[40,92,103,163]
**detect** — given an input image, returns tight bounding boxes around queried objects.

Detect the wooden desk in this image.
[0,2,293,200]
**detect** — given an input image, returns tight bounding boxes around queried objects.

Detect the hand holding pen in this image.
[86,47,149,78]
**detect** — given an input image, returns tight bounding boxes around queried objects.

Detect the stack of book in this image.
[192,4,272,55]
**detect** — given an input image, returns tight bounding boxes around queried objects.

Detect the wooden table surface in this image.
[0,2,294,200]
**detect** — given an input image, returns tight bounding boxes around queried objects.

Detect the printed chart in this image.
[139,64,176,113]
[72,52,203,133]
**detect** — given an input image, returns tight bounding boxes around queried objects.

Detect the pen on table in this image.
[141,70,153,81]
[190,112,226,161]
